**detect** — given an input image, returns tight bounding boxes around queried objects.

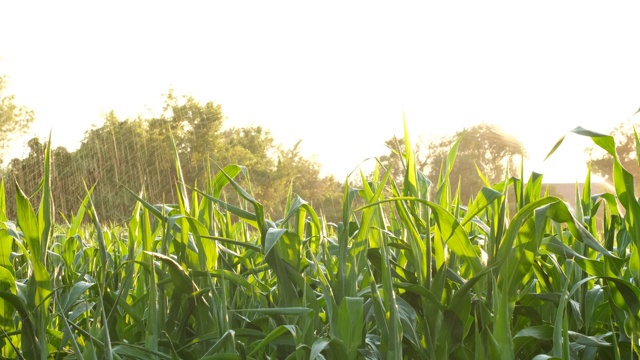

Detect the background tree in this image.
[426,124,524,202]
[0,74,34,163]
[588,120,640,187]
[272,141,342,220]
[378,124,524,203]
[3,91,343,222]
[378,136,429,182]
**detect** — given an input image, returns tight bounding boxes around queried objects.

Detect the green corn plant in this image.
[6,121,640,358]
[546,126,640,357]
[10,134,54,360]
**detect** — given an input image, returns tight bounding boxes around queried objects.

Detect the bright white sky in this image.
[1,1,639,183]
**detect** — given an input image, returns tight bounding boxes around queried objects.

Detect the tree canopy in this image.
[428,124,524,202]
[4,91,342,222]
[378,136,429,182]
[588,120,640,187]
[379,124,524,203]
[0,75,34,163]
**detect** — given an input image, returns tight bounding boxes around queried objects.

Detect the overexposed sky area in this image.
[1,1,640,183]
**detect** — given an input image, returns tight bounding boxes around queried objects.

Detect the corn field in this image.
[1,124,639,359]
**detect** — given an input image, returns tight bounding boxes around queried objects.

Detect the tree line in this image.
[2,73,639,224]
[1,89,343,222]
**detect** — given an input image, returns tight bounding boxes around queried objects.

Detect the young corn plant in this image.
[2,123,640,359]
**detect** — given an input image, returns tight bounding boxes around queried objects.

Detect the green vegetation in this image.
[0,75,34,163]
[1,120,640,359]
[379,124,524,203]
[3,91,342,223]
[590,119,640,189]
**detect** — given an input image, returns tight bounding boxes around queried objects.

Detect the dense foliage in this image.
[0,124,639,359]
[379,124,524,203]
[3,92,342,222]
